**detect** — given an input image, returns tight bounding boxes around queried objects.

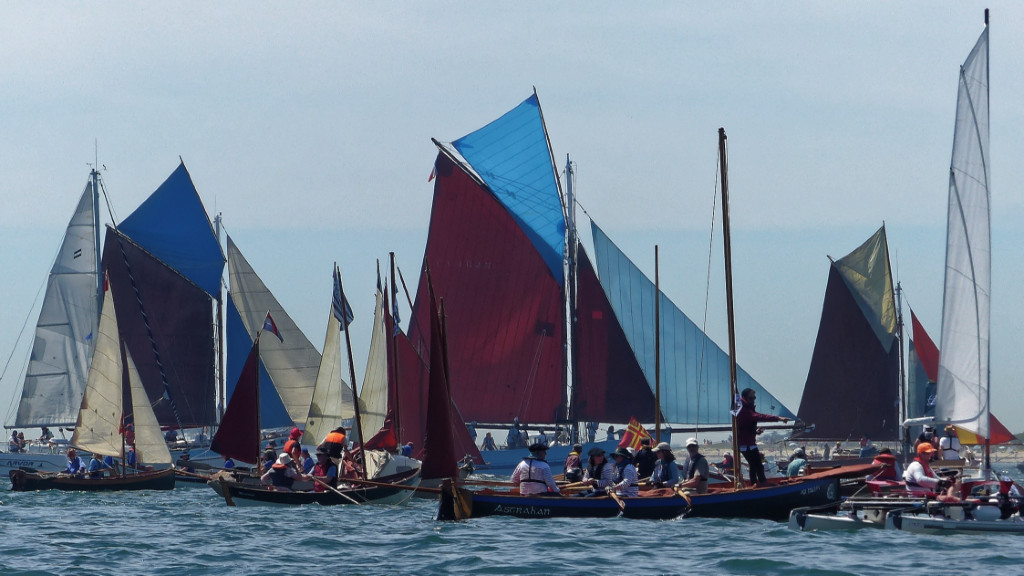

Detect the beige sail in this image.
[70,285,124,459]
[303,306,355,445]
[359,289,389,440]
[127,347,172,465]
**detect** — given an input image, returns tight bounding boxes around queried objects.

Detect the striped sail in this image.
[936,23,990,440]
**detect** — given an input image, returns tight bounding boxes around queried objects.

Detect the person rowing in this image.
[511,441,560,496]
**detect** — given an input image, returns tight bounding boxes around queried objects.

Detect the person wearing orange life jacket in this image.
[868,448,901,481]
[319,427,347,461]
[282,427,303,463]
[903,442,952,494]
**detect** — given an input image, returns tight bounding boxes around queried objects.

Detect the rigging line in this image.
[396,265,415,318]
[696,148,721,437]
[516,332,548,420]
[98,173,119,227]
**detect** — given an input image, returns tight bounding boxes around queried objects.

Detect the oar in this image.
[174,469,211,480]
[607,489,626,512]
[341,475,438,494]
[673,485,693,506]
[313,477,362,505]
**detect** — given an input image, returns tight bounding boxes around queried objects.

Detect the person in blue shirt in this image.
[649,442,681,488]
[87,452,112,478]
[126,446,137,469]
[301,448,315,474]
[222,456,235,469]
[64,449,86,477]
[401,442,414,457]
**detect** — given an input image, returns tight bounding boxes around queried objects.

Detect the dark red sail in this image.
[796,264,900,440]
[421,299,458,481]
[211,339,261,465]
[102,227,217,427]
[574,247,658,422]
[408,152,565,424]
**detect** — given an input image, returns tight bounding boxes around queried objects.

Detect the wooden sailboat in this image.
[9,283,175,491]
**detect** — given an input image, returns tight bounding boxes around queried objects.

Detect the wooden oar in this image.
[342,475,440,494]
[607,489,626,512]
[174,469,211,481]
[673,485,693,506]
[313,477,362,505]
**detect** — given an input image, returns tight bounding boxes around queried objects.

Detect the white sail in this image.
[127,347,172,465]
[227,235,319,426]
[303,303,356,445]
[70,284,123,458]
[937,24,990,440]
[359,289,389,439]
[15,182,99,427]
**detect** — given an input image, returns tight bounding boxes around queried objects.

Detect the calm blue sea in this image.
[4,472,1024,576]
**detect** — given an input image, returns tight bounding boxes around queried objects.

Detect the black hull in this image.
[209,468,420,506]
[9,468,176,492]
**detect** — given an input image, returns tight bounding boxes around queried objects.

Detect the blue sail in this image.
[226,296,291,429]
[118,162,225,298]
[453,94,566,281]
[590,222,795,424]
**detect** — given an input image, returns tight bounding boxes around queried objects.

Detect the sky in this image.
[3,2,1023,434]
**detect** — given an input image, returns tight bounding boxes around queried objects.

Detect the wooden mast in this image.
[387,252,403,445]
[335,264,367,480]
[719,128,743,490]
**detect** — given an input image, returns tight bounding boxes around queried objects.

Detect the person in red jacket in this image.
[735,388,788,485]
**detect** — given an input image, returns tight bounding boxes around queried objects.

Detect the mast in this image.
[91,166,102,316]
[388,252,403,443]
[336,264,367,480]
[983,7,991,475]
[719,128,742,490]
[654,245,661,443]
[254,331,262,474]
[896,281,908,460]
[565,154,580,438]
[215,212,225,422]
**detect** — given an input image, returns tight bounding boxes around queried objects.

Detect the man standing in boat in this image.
[511,441,560,496]
[736,388,789,486]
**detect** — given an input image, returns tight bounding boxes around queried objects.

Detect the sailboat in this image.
[0,171,102,474]
[206,269,420,506]
[794,226,901,451]
[407,93,795,475]
[9,283,175,491]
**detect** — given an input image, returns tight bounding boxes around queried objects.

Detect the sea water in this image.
[4,474,1024,576]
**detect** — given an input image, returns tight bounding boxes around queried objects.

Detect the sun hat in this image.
[686,437,699,447]
[588,447,606,457]
[528,441,549,452]
[272,453,293,469]
[655,442,673,452]
[611,447,632,459]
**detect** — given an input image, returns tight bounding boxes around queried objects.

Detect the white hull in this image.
[789,508,889,532]
[886,510,1024,534]
[1,446,222,475]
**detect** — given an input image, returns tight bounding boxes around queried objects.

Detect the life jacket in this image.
[320,431,347,458]
[634,448,658,478]
[655,458,676,483]
[283,439,301,457]
[613,462,638,486]
[268,467,295,489]
[587,461,607,482]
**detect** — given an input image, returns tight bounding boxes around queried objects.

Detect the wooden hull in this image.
[207,468,420,507]
[686,477,840,521]
[9,467,176,492]
[440,488,691,520]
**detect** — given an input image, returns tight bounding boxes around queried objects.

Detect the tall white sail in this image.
[70,285,123,458]
[127,347,172,465]
[303,302,356,445]
[937,23,990,440]
[227,236,319,426]
[359,289,389,439]
[15,182,99,427]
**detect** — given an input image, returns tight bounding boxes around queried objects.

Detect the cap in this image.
[686,437,699,447]
[528,441,549,452]
[655,442,673,452]
[611,447,632,459]
[588,447,606,457]
[917,442,936,455]
[290,427,302,439]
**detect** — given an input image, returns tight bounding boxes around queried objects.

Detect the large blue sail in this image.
[226,296,291,429]
[591,222,794,424]
[118,162,225,298]
[452,94,566,281]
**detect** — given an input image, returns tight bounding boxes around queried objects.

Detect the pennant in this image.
[617,416,653,451]
[428,163,437,182]
[263,312,283,342]
[333,266,355,330]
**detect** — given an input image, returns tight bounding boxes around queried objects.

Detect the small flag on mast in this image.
[333,266,355,330]
[263,312,284,342]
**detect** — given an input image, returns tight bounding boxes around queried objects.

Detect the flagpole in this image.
[336,264,367,480]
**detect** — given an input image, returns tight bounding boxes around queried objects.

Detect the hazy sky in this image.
[3,3,1023,434]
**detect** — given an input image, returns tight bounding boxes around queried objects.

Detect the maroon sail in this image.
[574,247,657,423]
[386,306,482,464]
[408,152,565,424]
[211,339,261,465]
[421,299,458,481]
[796,232,900,441]
[102,227,217,427]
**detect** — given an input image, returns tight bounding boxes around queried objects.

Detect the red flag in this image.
[428,164,437,182]
[262,312,283,342]
[617,416,653,451]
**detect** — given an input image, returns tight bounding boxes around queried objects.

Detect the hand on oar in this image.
[312,476,361,505]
